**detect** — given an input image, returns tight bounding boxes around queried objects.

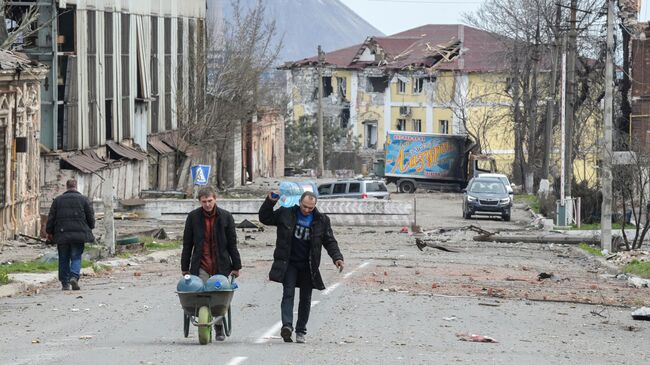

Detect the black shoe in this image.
[280,325,293,342]
[70,277,80,291]
[214,325,225,341]
[61,283,71,291]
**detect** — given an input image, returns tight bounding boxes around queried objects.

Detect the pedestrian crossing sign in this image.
[191,165,211,185]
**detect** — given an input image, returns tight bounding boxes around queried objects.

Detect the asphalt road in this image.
[1,192,648,364]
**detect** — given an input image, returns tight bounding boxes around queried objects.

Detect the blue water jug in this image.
[177,274,204,292]
[278,181,318,207]
[205,274,231,291]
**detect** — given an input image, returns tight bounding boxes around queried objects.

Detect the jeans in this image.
[57,243,84,284]
[281,263,313,335]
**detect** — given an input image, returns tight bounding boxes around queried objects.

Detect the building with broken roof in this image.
[5,1,205,204]
[282,24,521,172]
[0,50,48,241]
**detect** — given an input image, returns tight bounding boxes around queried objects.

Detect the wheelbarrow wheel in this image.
[197,306,212,345]
[183,313,190,338]
[223,306,232,337]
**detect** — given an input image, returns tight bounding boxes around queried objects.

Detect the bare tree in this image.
[175,0,282,189]
[464,0,605,190]
[612,138,650,250]
[0,2,40,50]
[432,74,511,154]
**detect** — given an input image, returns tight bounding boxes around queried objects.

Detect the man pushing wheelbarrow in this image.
[180,186,241,342]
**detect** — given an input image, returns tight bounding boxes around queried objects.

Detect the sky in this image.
[338,0,487,35]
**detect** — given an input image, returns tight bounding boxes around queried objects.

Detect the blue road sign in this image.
[191,165,211,185]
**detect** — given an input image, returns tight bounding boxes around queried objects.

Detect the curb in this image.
[0,249,180,298]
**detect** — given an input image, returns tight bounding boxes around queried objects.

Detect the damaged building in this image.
[282,24,516,172]
[0,51,48,241]
[5,0,206,204]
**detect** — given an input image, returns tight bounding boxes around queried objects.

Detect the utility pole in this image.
[564,0,577,219]
[317,45,325,177]
[542,3,562,182]
[560,35,567,223]
[601,0,615,253]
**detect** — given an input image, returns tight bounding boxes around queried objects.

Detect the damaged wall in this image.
[251,110,285,178]
[0,55,48,241]
[19,0,207,200]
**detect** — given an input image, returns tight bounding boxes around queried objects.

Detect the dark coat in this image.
[46,190,95,245]
[181,206,242,276]
[258,197,343,290]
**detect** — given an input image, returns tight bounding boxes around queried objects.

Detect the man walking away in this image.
[259,191,344,344]
[181,186,241,341]
[46,179,95,291]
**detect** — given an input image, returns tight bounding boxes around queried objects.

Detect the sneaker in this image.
[214,325,225,341]
[61,283,71,291]
[280,325,293,343]
[70,277,80,291]
[296,333,306,344]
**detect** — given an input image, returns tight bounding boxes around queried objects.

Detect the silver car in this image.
[317,179,390,200]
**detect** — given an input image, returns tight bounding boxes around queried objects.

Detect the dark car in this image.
[462,177,512,221]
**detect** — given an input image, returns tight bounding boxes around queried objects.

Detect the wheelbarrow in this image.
[177,289,234,345]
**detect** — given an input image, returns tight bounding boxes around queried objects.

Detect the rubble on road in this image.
[605,250,650,265]
[631,307,650,320]
[456,333,498,343]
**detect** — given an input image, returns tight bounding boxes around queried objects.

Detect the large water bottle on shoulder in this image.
[177,274,204,292]
[278,181,318,207]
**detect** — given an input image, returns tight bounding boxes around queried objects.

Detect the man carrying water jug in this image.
[259,190,344,344]
[181,186,242,341]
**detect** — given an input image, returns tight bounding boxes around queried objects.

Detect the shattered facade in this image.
[0,51,48,241]
[630,21,650,152]
[8,0,206,204]
[283,24,518,172]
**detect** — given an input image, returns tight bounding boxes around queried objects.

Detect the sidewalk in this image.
[0,248,180,298]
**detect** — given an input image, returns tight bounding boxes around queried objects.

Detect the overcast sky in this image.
[339,0,650,36]
[338,0,486,35]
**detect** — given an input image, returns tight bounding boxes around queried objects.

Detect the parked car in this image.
[318,179,390,200]
[462,177,512,221]
[478,173,514,195]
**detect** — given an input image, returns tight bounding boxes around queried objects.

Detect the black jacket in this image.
[46,190,95,245]
[258,197,343,290]
[181,206,242,276]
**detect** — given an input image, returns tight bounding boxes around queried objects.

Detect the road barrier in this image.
[121,199,413,227]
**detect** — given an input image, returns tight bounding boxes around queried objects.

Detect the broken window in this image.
[164,17,172,130]
[87,10,98,147]
[188,19,196,121]
[336,76,347,99]
[439,120,449,134]
[322,76,333,97]
[364,121,378,148]
[367,76,388,93]
[177,18,184,118]
[412,77,424,94]
[340,107,350,128]
[398,79,406,94]
[397,119,406,131]
[0,124,5,207]
[151,16,159,133]
[121,13,131,138]
[58,8,75,52]
[105,12,114,101]
[413,119,422,132]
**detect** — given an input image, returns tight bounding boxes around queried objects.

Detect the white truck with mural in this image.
[376,131,496,193]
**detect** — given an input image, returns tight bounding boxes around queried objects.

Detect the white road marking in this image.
[225,357,248,365]
[254,261,370,344]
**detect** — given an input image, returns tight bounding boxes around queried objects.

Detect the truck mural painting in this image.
[380,131,496,193]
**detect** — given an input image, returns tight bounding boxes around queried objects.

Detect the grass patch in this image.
[578,243,604,256]
[142,236,181,251]
[514,194,540,213]
[624,259,650,278]
[0,259,92,277]
[0,271,9,285]
[116,252,132,259]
